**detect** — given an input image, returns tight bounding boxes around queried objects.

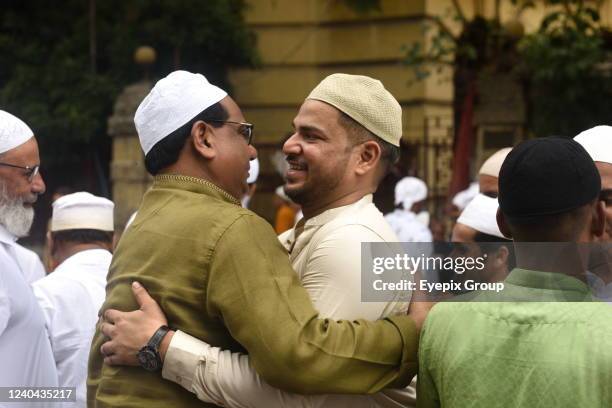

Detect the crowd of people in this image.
[0,69,611,408]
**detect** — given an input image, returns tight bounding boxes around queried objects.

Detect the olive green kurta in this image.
[88,174,417,408]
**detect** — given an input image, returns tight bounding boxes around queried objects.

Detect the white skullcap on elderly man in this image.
[51,192,114,232]
[574,126,612,164]
[457,193,504,238]
[135,70,228,155]
[307,73,402,146]
[394,177,427,211]
[0,110,34,154]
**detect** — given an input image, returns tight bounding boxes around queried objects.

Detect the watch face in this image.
[138,347,161,371]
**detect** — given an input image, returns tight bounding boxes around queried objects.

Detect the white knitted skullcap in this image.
[457,193,504,238]
[0,110,34,154]
[135,70,227,155]
[307,74,402,146]
[51,192,114,232]
[574,126,612,164]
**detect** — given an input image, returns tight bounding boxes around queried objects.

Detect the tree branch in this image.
[424,15,459,43]
[451,0,468,24]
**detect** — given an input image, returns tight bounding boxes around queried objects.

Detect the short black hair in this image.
[474,232,516,270]
[144,102,229,175]
[337,111,400,177]
[51,229,113,246]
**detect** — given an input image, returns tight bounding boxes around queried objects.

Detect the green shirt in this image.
[88,174,417,407]
[418,268,612,408]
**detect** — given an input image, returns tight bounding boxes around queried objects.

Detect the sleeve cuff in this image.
[161,330,211,391]
[385,315,419,388]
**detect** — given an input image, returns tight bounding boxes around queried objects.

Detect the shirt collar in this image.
[505,268,591,296]
[58,248,112,271]
[153,174,241,206]
[0,224,17,245]
[302,194,373,227]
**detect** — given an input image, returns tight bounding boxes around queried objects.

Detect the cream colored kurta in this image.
[162,194,416,407]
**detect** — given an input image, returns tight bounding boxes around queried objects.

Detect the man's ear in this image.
[497,209,513,239]
[494,245,509,267]
[191,121,216,159]
[354,140,381,176]
[592,200,606,238]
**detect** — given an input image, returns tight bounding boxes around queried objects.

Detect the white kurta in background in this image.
[32,249,111,408]
[384,209,433,243]
[0,228,58,397]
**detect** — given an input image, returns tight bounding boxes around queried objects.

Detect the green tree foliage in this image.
[0,0,256,169]
[518,0,612,137]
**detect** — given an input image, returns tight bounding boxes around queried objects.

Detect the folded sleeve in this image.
[205,214,418,394]
[163,330,414,408]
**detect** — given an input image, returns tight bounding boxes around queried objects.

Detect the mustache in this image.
[285,154,307,166]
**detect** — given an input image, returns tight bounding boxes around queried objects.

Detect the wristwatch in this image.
[137,325,170,372]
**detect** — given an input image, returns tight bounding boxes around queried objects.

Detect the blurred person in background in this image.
[385,176,432,242]
[273,185,299,234]
[33,192,113,407]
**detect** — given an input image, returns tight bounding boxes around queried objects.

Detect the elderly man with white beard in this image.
[0,113,47,284]
[0,110,58,393]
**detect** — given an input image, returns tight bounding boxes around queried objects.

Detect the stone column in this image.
[108,81,152,231]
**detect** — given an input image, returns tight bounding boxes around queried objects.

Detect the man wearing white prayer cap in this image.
[453,193,506,242]
[575,126,612,240]
[385,176,433,243]
[452,192,512,286]
[90,71,421,408]
[452,193,512,282]
[575,126,612,300]
[32,192,113,407]
[478,147,512,198]
[0,110,57,393]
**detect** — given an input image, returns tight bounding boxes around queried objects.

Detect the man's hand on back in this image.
[100,281,174,366]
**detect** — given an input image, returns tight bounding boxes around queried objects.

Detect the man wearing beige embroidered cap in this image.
[478,147,512,198]
[32,192,114,407]
[89,71,420,407]
[0,110,57,395]
[452,147,512,242]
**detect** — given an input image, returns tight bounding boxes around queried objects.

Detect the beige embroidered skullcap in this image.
[0,110,34,154]
[479,147,512,177]
[307,74,402,146]
[51,192,114,232]
[574,126,612,164]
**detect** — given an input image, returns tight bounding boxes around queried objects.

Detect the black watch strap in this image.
[147,325,170,351]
